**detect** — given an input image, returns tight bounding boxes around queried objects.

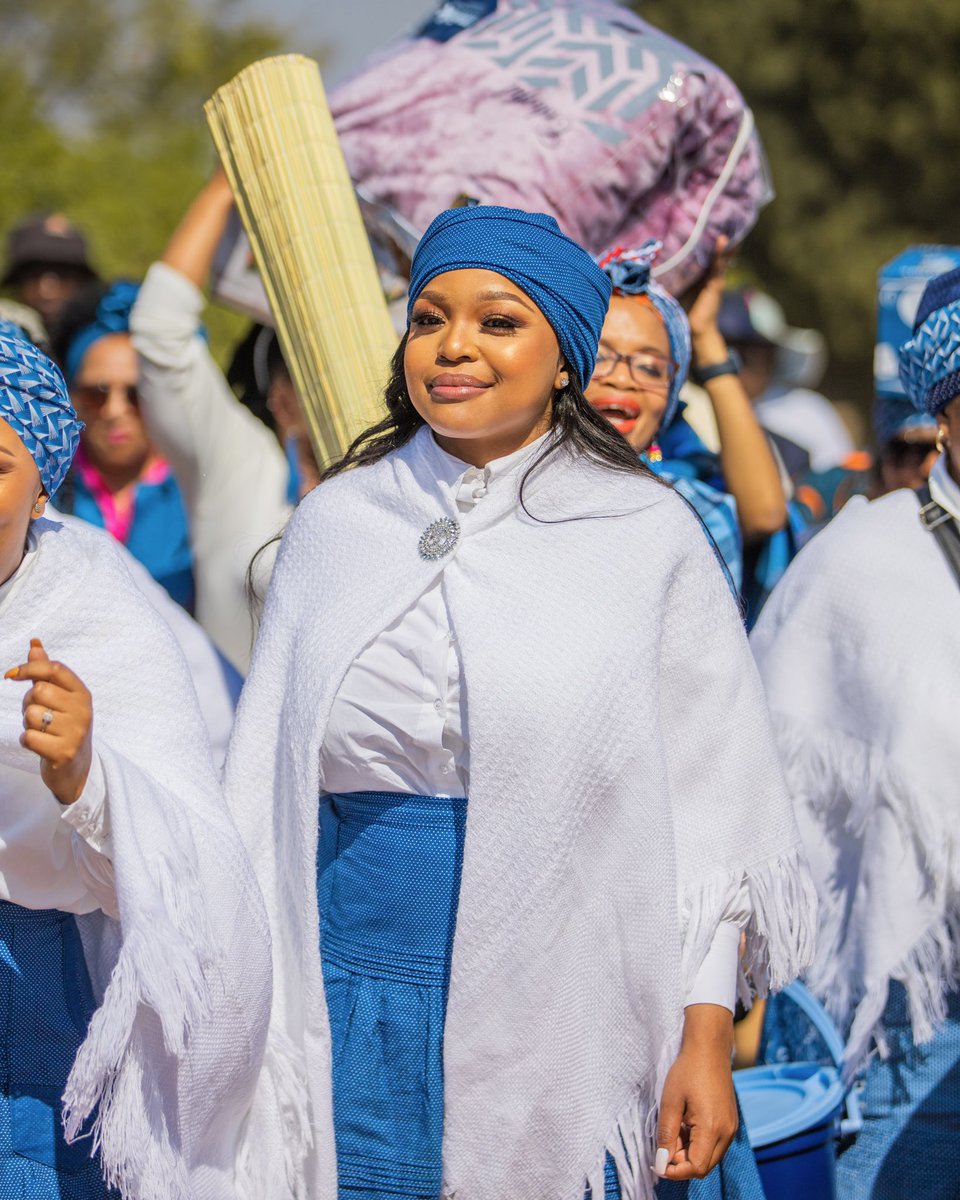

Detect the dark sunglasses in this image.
[884,438,935,469]
[72,382,139,408]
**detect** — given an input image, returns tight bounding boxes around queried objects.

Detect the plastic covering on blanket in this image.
[330,0,773,296]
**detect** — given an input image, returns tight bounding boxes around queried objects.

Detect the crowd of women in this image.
[0,175,957,1200]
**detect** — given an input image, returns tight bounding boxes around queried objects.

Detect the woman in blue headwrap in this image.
[751,265,960,1198]
[225,205,815,1200]
[53,280,194,611]
[586,240,788,603]
[0,324,271,1197]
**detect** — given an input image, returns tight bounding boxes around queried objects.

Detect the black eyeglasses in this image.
[592,349,675,389]
[72,382,139,408]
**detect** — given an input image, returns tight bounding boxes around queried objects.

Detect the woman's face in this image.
[71,333,150,476]
[585,296,672,451]
[940,394,960,484]
[405,269,566,465]
[0,416,45,586]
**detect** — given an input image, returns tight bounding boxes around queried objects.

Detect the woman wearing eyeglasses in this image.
[51,280,194,611]
[586,240,787,599]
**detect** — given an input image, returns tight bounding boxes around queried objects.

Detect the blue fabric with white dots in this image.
[406,206,612,388]
[0,900,112,1197]
[317,791,762,1199]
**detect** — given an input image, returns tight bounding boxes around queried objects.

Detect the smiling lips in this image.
[590,396,642,435]
[428,373,494,401]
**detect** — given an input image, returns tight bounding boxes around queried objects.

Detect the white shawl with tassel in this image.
[751,481,960,1074]
[0,516,271,1200]
[225,426,815,1200]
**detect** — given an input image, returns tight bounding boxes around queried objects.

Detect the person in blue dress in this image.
[225,205,815,1200]
[51,280,195,612]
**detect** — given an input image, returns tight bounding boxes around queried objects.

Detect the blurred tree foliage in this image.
[0,0,292,354]
[633,0,960,409]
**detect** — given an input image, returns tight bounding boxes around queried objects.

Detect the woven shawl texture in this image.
[0,518,272,1200]
[224,426,815,1200]
[751,489,960,1074]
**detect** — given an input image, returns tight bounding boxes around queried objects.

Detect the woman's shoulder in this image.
[40,513,175,610]
[583,459,714,545]
[762,489,930,619]
[803,489,923,562]
[17,515,186,666]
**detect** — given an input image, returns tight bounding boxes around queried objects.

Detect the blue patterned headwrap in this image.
[0,322,82,495]
[597,241,691,432]
[406,206,611,387]
[63,279,139,383]
[898,266,960,416]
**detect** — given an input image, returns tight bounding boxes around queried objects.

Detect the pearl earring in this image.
[937,429,949,454]
[559,373,569,389]
[33,502,43,514]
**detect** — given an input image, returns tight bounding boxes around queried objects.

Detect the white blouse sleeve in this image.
[59,751,118,917]
[683,878,751,1012]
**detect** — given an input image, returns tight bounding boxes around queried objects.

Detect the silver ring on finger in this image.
[40,709,53,731]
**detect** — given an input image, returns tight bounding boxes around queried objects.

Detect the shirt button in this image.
[433,699,443,713]
[441,765,450,774]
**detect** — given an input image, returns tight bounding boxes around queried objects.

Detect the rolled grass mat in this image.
[206,54,398,467]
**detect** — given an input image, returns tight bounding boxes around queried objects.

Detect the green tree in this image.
[633,0,960,411]
[0,0,300,353]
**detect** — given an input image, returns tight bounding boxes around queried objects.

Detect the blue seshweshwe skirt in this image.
[318,791,764,1200]
[0,899,111,1198]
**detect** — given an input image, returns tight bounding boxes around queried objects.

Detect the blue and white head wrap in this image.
[898,266,960,416]
[63,279,139,383]
[597,241,691,432]
[0,322,82,495]
[407,206,611,388]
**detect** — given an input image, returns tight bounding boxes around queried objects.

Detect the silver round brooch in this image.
[418,517,461,561]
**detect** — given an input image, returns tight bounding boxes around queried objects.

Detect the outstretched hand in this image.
[5,639,93,805]
[654,1004,739,1181]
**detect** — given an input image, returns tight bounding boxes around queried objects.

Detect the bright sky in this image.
[238,0,438,83]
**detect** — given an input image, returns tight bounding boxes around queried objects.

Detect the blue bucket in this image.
[734,982,861,1200]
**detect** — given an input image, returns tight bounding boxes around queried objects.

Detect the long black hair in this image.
[320,332,657,506]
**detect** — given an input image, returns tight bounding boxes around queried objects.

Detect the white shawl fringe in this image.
[773,714,960,1073]
[582,847,817,1200]
[62,853,214,1198]
[235,1029,314,1200]
[680,846,818,1010]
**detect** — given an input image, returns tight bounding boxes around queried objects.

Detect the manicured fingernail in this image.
[29,639,41,648]
[654,1148,670,1177]
[4,667,18,680]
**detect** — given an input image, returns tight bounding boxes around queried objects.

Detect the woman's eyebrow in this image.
[413,287,536,313]
[474,288,535,312]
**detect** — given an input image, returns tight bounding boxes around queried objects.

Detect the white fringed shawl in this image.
[751,487,960,1074]
[225,426,815,1200]
[0,517,272,1200]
